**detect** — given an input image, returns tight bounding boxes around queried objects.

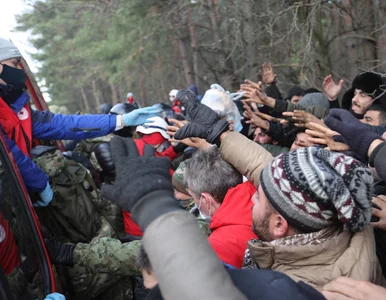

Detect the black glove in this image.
[94,142,116,179]
[324,109,381,162]
[45,239,75,267]
[172,142,188,154]
[174,90,229,146]
[100,136,180,231]
[20,251,39,282]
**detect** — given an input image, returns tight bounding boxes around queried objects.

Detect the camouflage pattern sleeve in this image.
[6,267,27,299]
[73,237,141,277]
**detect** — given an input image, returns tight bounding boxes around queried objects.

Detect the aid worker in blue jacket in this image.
[0,37,161,206]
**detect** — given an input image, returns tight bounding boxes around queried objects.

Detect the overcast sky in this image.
[0,0,52,101]
[0,0,37,70]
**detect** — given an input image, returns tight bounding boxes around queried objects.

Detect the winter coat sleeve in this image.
[329,98,341,109]
[143,210,247,300]
[73,238,141,276]
[370,142,386,182]
[264,122,298,148]
[31,110,117,141]
[220,132,273,187]
[265,84,283,101]
[365,124,386,136]
[4,135,48,192]
[272,100,330,119]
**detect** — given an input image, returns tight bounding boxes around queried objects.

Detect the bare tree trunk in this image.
[207,0,220,46]
[80,87,90,113]
[376,0,386,70]
[139,71,147,107]
[109,81,119,105]
[91,79,101,112]
[188,6,199,89]
[177,36,194,85]
[242,0,257,80]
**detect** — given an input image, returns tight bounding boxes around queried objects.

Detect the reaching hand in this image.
[35,183,54,207]
[167,119,212,149]
[241,79,263,90]
[306,121,350,151]
[282,110,324,128]
[240,86,269,107]
[123,104,162,126]
[101,136,177,230]
[242,103,269,130]
[322,277,386,300]
[261,62,277,85]
[44,293,66,300]
[174,90,229,146]
[324,109,381,161]
[371,195,386,231]
[323,75,344,101]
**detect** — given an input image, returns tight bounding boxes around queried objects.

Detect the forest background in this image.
[15,0,386,113]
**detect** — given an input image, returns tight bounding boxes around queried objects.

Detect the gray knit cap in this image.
[298,92,330,109]
[260,147,373,233]
[0,38,21,62]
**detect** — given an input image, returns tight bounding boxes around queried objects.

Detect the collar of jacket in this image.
[247,226,350,269]
[10,92,30,113]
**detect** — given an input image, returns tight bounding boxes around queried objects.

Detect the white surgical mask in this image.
[198,196,212,222]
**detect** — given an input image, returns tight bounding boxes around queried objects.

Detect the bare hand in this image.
[282,110,323,128]
[261,62,277,85]
[323,75,344,101]
[322,277,386,300]
[241,79,263,90]
[166,119,211,149]
[305,122,350,151]
[371,195,386,231]
[242,104,269,130]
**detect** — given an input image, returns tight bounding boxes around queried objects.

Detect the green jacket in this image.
[261,143,289,157]
[273,100,330,119]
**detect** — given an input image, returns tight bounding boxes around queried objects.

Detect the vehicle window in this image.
[0,139,52,299]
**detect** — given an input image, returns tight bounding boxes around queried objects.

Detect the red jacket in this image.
[208,181,257,268]
[0,97,32,156]
[122,138,177,237]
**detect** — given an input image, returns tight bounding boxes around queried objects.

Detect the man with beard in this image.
[172,90,385,291]
[220,132,384,290]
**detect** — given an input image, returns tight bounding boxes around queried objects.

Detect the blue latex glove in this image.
[123,104,162,126]
[44,293,66,300]
[34,182,54,207]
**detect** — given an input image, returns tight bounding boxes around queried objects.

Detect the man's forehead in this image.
[365,110,380,117]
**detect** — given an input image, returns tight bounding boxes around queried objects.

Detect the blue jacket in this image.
[6,93,117,193]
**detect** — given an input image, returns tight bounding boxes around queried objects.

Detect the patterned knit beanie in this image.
[260,147,373,232]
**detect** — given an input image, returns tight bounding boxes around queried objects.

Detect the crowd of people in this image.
[0,37,386,300]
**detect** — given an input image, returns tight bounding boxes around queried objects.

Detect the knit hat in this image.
[260,147,373,233]
[172,161,189,195]
[298,92,330,109]
[0,38,21,62]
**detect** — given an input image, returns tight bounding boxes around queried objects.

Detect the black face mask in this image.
[0,63,27,91]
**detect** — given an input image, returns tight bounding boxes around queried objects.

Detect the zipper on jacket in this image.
[70,128,101,132]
